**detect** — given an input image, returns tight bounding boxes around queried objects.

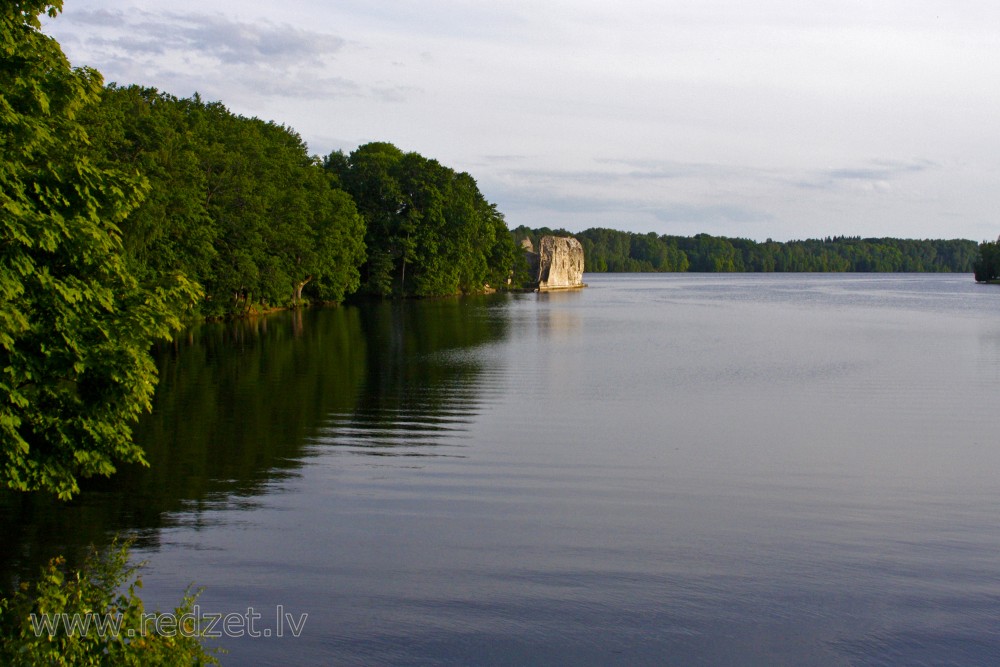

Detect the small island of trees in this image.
[974,237,1000,282]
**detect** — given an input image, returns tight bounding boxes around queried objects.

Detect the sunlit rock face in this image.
[537,236,585,290]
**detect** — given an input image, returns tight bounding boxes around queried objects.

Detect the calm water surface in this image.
[4,273,1000,665]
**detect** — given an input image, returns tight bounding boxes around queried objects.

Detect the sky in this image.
[42,0,1000,242]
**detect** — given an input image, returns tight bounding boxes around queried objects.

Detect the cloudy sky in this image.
[43,0,1000,241]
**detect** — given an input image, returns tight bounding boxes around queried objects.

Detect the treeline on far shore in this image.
[513,226,980,274]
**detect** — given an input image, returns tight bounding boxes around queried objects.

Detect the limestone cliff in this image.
[524,236,585,290]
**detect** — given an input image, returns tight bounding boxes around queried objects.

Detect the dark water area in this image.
[3,274,1000,665]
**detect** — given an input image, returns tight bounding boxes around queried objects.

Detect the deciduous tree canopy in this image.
[974,238,1000,282]
[1,1,198,498]
[327,143,517,297]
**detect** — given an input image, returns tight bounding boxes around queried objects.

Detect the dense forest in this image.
[513,227,980,274]
[79,86,519,317]
[325,143,518,298]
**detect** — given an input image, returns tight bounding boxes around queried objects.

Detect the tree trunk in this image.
[400,231,410,294]
[293,276,313,306]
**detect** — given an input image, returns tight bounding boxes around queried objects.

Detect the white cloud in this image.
[60,8,345,65]
[43,0,1000,241]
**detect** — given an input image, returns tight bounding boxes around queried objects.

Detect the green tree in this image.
[331,143,517,297]
[571,228,975,275]
[0,540,219,666]
[84,92,374,317]
[299,173,367,304]
[327,143,406,296]
[81,85,217,288]
[974,238,1000,282]
[0,1,199,498]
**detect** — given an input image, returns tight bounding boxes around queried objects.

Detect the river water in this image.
[3,273,1000,665]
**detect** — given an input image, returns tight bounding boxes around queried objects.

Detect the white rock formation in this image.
[536,236,585,290]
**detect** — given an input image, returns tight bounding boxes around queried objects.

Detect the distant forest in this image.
[513,226,980,274]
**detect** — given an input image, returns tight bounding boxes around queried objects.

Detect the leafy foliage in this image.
[1,1,199,498]
[0,539,219,666]
[82,87,367,316]
[329,143,519,296]
[974,238,1000,282]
